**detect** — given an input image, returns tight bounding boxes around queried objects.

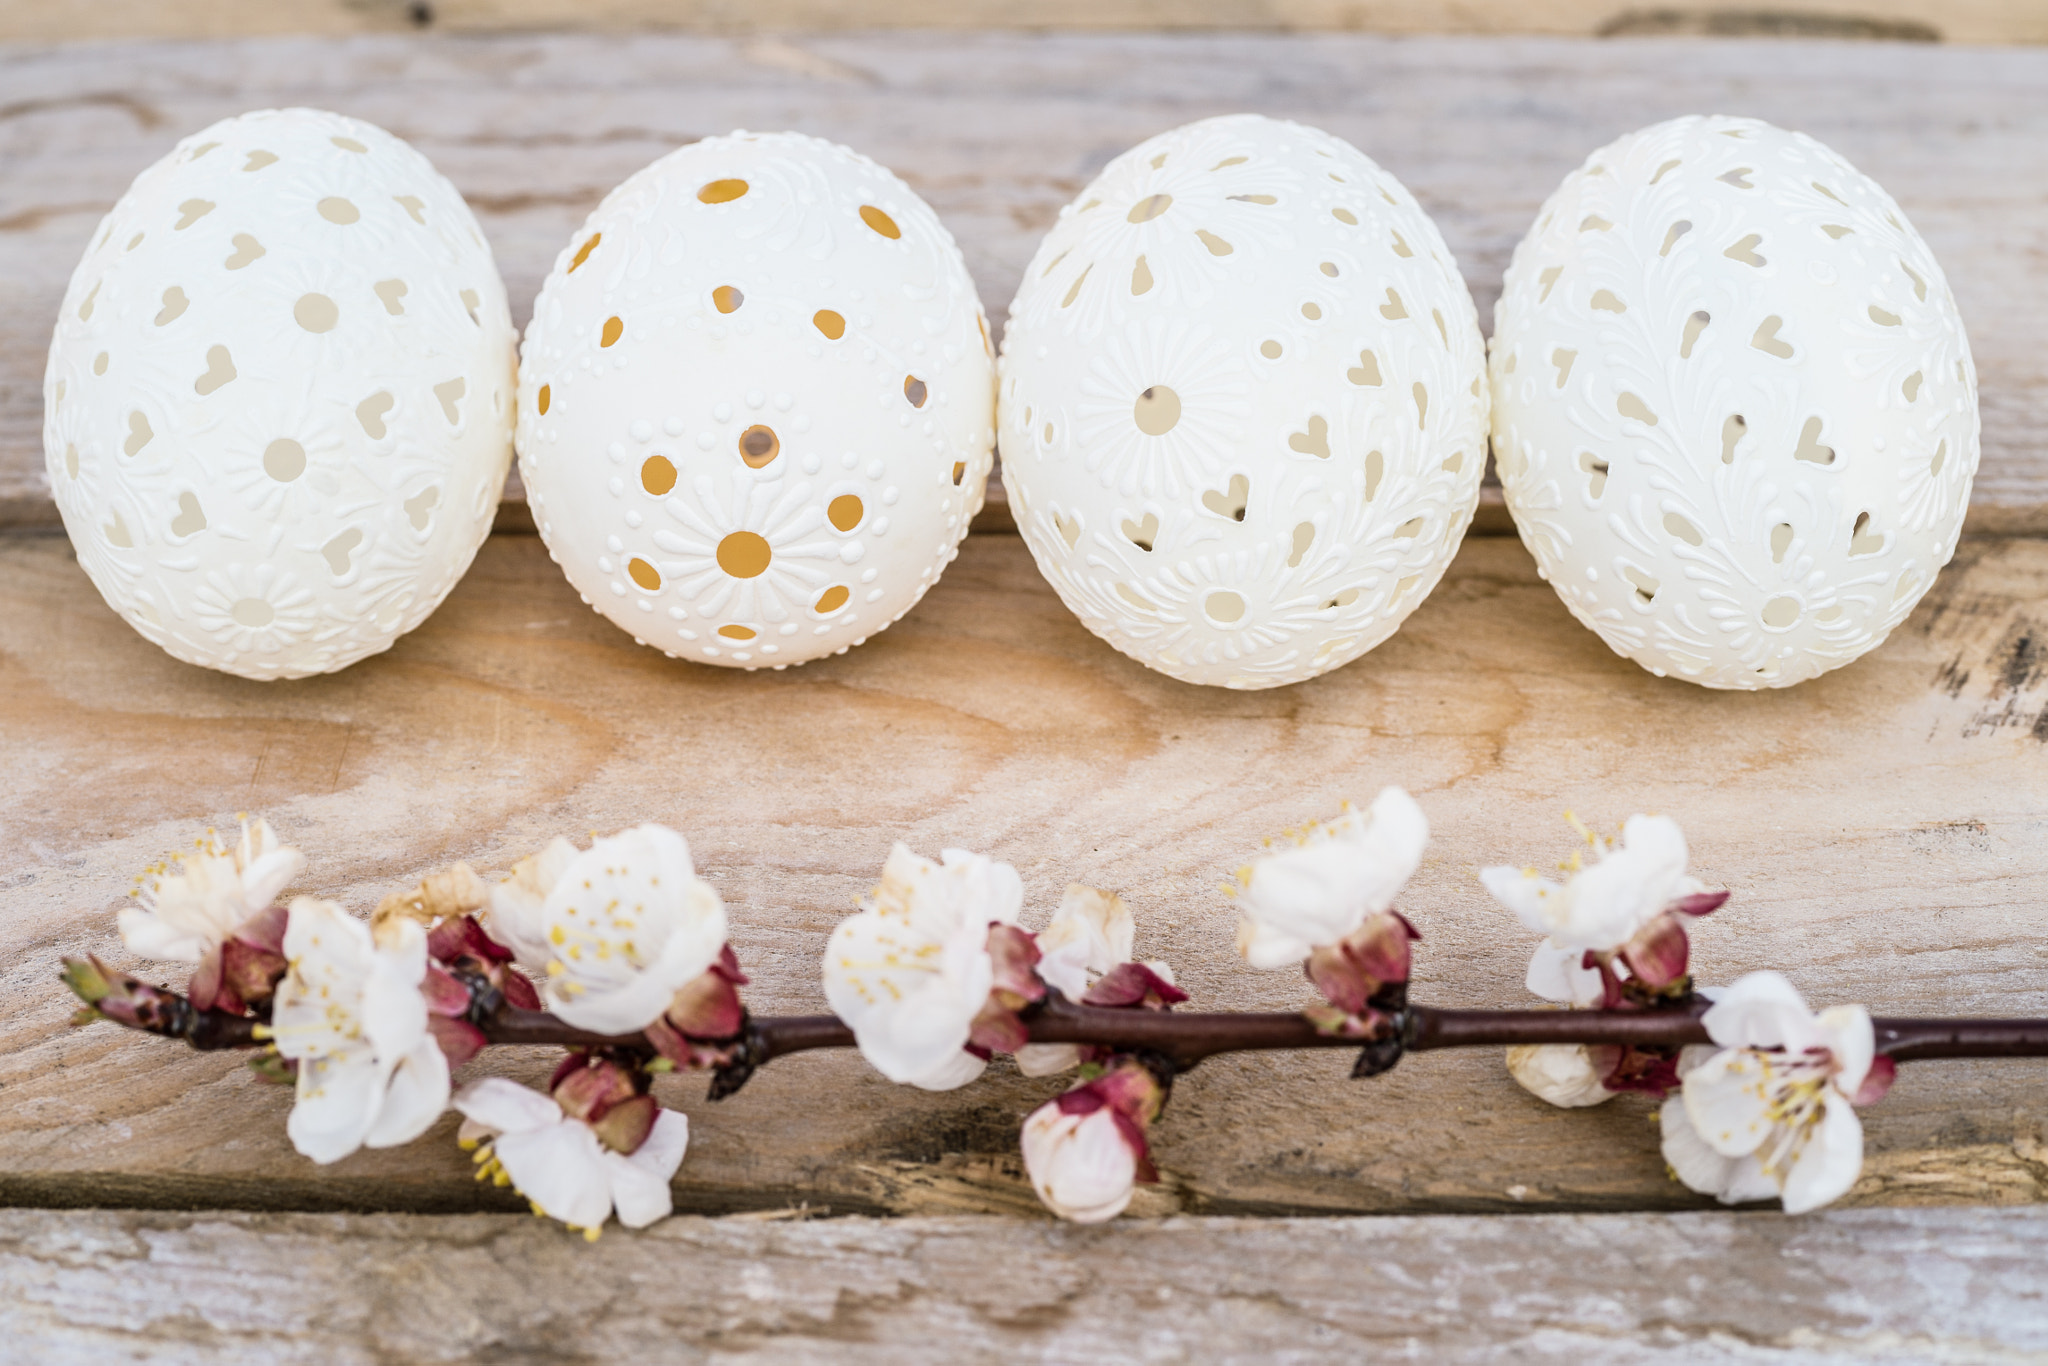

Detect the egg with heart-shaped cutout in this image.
[997,114,1490,689]
[44,107,516,679]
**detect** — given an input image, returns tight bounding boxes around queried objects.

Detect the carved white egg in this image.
[1489,115,1979,689]
[997,114,1489,689]
[44,108,516,679]
[516,132,997,669]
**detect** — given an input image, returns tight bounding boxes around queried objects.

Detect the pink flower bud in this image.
[986,923,1047,1011]
[1082,962,1188,1010]
[664,945,748,1040]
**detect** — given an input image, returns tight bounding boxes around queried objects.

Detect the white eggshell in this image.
[1489,115,1979,689]
[997,114,1489,689]
[515,132,997,669]
[44,108,516,679]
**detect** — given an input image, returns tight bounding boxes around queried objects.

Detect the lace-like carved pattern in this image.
[44,108,515,680]
[1489,115,1979,690]
[998,114,1488,690]
[516,133,996,670]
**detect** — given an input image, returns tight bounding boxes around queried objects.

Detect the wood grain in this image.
[4,529,2048,1216]
[1,33,2044,530]
[6,1205,2047,1362]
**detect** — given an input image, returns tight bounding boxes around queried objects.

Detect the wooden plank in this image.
[5,1205,2047,1361]
[4,530,2048,1216]
[4,0,2045,46]
[1,33,2045,531]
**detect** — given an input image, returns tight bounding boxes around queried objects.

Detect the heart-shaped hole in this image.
[1055,511,1081,549]
[1122,512,1158,551]
[1201,474,1249,522]
[1288,416,1330,459]
[194,345,235,395]
[1793,416,1835,466]
[1751,316,1793,359]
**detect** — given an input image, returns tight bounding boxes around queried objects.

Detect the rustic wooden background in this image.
[3,24,2046,1361]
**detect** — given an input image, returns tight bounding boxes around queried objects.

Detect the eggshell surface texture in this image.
[1489,115,1979,690]
[516,132,997,669]
[997,114,1488,689]
[45,107,516,680]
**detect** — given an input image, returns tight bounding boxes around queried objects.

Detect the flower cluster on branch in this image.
[58,797,2039,1235]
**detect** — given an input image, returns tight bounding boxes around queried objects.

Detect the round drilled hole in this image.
[716,532,772,579]
[1133,385,1181,436]
[698,179,749,204]
[814,310,845,340]
[627,557,662,591]
[712,285,743,314]
[904,375,928,407]
[641,455,676,495]
[738,425,779,468]
[1206,590,1246,624]
[263,438,306,482]
[828,494,864,532]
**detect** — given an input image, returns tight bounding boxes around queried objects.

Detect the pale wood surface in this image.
[2,33,2046,530]
[7,1205,2047,1362]
[6,530,2048,1217]
[5,0,2045,46]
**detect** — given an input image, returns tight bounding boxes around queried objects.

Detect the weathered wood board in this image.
[2,33,2045,530]
[5,529,2048,1217]
[6,1205,2047,1362]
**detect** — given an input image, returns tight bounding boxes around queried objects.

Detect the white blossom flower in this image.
[118,817,304,962]
[1659,971,1893,1214]
[1231,787,1429,970]
[270,898,450,1165]
[1481,814,1707,1005]
[1018,885,1183,1078]
[483,824,728,1035]
[454,1076,688,1237]
[822,844,1024,1090]
[1505,1044,1616,1108]
[1020,1059,1166,1224]
[1022,1102,1140,1223]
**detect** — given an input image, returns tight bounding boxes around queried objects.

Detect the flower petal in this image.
[1480,866,1564,938]
[1818,1004,1876,1100]
[1506,1044,1613,1108]
[287,1052,381,1164]
[363,1036,450,1149]
[1525,942,1605,1007]
[1701,971,1812,1051]
[1682,1047,1776,1158]
[115,908,212,963]
[495,1118,615,1229]
[1015,1043,1082,1077]
[452,1076,564,1136]
[1779,1092,1865,1214]
[607,1108,688,1229]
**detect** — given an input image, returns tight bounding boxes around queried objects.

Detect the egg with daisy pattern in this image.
[516,132,998,669]
[998,114,1489,689]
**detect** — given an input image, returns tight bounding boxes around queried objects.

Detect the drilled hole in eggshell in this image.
[1332,207,1357,225]
[859,205,901,239]
[1301,302,1322,321]
[1061,267,1091,308]
[1206,590,1246,624]
[1624,568,1659,605]
[155,287,188,326]
[1201,474,1249,522]
[1590,290,1626,314]
[1261,340,1283,360]
[904,376,928,407]
[296,294,339,333]
[323,528,362,575]
[1392,516,1424,539]
[1869,305,1902,327]
[1680,311,1710,359]
[1538,267,1563,302]
[1348,350,1380,386]
[175,200,213,230]
[1659,221,1692,257]
[569,234,601,272]
[952,461,966,486]
[375,279,408,315]
[739,425,779,468]
[461,289,481,325]
[124,412,152,455]
[105,511,132,548]
[1123,512,1158,550]
[225,234,264,269]
[1322,587,1360,610]
[1752,317,1794,359]
[1580,215,1613,232]
[1850,512,1884,556]
[332,136,367,153]
[1133,385,1180,436]
[1902,371,1923,402]
[1721,415,1747,463]
[1770,523,1794,563]
[536,385,551,415]
[718,624,755,640]
[1127,194,1173,224]
[393,195,425,224]
[814,585,850,614]
[195,345,235,395]
[1822,224,1854,240]
[264,438,307,482]
[434,378,465,424]
[170,492,206,538]
[1132,256,1154,294]
[404,485,440,531]
[1663,511,1703,547]
[243,150,277,172]
[599,316,624,347]
[231,597,274,627]
[318,197,360,225]
[1902,263,1928,302]
[1794,416,1835,466]
[1363,451,1384,502]
[1651,158,1681,184]
[357,392,394,439]
[717,532,772,578]
[64,444,78,479]
[1288,416,1330,458]
[1725,234,1767,267]
[828,494,865,532]
[1288,522,1315,568]
[1380,289,1406,320]
[1762,596,1800,628]
[1617,392,1658,426]
[1930,440,1948,477]
[814,310,846,340]
[1195,229,1233,257]
[642,455,677,495]
[628,558,662,591]
[1413,383,1429,430]
[1579,452,1609,498]
[699,179,749,204]
[713,286,743,314]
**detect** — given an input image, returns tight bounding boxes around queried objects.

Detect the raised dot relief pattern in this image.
[1488,114,1980,690]
[42,107,516,680]
[997,113,1490,689]
[513,130,996,670]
